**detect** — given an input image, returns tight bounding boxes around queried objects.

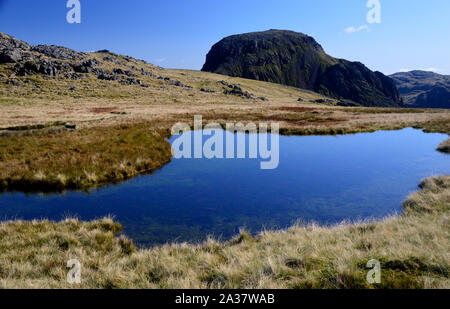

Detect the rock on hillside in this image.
[0,32,160,86]
[390,70,450,109]
[0,32,31,63]
[202,30,403,107]
[31,45,86,61]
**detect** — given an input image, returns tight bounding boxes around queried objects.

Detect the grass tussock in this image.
[403,176,450,215]
[0,123,172,193]
[0,176,448,289]
[437,138,450,154]
[417,119,450,135]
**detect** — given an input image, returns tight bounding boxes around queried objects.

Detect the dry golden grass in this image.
[0,176,448,289]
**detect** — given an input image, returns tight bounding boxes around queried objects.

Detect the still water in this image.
[0,128,448,246]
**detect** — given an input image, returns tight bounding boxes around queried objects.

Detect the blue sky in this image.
[0,0,449,75]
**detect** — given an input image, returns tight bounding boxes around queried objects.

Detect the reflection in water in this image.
[0,128,449,246]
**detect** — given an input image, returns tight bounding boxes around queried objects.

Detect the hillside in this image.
[202,30,403,108]
[0,31,331,130]
[0,31,447,139]
[390,70,450,109]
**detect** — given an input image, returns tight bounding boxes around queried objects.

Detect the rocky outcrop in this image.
[0,32,162,90]
[15,60,71,77]
[202,30,403,107]
[113,68,135,77]
[0,32,159,89]
[0,48,23,63]
[31,45,85,61]
[72,59,100,72]
[219,81,267,100]
[0,32,31,51]
[0,32,31,64]
[157,76,193,88]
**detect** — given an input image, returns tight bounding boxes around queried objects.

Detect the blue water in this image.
[0,128,448,246]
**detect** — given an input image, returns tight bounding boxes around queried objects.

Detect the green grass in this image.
[0,176,448,289]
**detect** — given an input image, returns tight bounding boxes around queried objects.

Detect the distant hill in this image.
[202,30,403,107]
[390,70,450,109]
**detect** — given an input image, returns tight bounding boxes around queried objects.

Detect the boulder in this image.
[120,77,142,85]
[0,48,23,63]
[200,88,215,93]
[73,59,100,73]
[113,68,134,77]
[98,72,121,81]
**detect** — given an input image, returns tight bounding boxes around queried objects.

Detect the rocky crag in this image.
[202,30,403,107]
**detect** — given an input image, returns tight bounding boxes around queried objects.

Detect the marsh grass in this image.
[0,123,172,193]
[0,176,448,289]
[437,138,450,154]
[0,119,447,193]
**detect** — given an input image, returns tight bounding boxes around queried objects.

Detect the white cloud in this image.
[153,58,166,63]
[344,25,370,34]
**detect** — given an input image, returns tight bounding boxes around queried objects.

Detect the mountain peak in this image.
[202,30,402,107]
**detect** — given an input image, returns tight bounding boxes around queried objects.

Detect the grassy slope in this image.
[0,175,448,289]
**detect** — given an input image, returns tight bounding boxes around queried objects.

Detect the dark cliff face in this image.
[317,61,402,107]
[202,30,403,107]
[390,71,450,109]
[202,30,336,91]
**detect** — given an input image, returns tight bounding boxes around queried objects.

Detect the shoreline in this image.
[0,175,448,289]
[0,121,448,193]
[0,121,448,288]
